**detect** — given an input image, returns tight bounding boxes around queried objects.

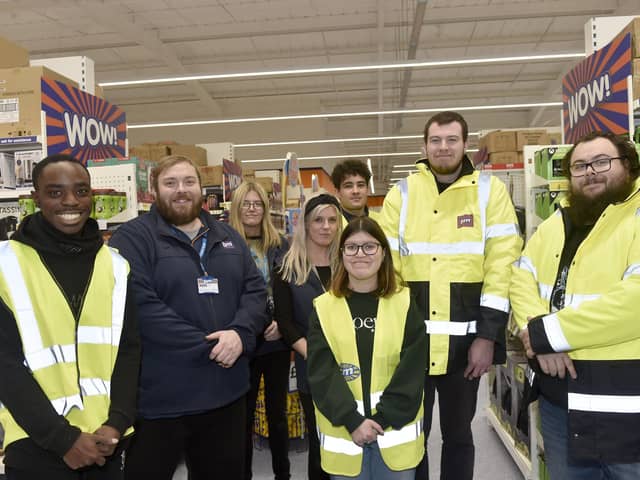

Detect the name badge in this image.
[198,276,219,294]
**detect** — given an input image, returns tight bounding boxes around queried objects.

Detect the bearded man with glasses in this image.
[511,131,640,479]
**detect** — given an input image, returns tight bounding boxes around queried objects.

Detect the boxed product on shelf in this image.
[130,144,171,162]
[242,168,256,179]
[87,156,156,203]
[488,151,521,165]
[479,130,517,153]
[0,200,19,240]
[613,17,640,58]
[534,146,570,180]
[255,176,274,193]
[170,144,207,166]
[14,149,42,187]
[516,130,550,151]
[634,59,640,101]
[0,152,16,189]
[0,66,78,138]
[0,36,29,69]
[198,165,223,186]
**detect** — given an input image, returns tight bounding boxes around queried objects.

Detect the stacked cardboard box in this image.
[129,143,208,166]
[612,18,640,101]
[480,129,556,165]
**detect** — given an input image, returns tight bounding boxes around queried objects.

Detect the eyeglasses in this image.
[569,156,623,177]
[241,201,264,210]
[342,242,381,256]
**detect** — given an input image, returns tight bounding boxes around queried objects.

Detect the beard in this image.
[567,176,635,226]
[156,192,203,226]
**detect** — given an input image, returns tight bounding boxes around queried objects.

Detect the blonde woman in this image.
[274,194,342,480]
[229,181,291,480]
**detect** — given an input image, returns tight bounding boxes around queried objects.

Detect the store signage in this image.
[562,33,632,143]
[223,158,242,201]
[41,78,127,164]
[0,136,38,145]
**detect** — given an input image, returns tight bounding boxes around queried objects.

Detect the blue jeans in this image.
[330,442,416,480]
[539,396,640,480]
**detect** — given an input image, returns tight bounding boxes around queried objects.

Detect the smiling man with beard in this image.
[511,131,640,479]
[109,155,267,479]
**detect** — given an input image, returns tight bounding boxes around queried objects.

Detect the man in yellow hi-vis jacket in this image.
[378,111,522,480]
[0,154,140,479]
[512,132,640,479]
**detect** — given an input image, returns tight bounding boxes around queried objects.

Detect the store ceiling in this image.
[1,0,638,193]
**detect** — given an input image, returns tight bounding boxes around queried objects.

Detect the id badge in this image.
[197,276,219,294]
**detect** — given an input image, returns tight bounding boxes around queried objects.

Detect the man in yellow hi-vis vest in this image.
[0,154,140,479]
[378,111,522,480]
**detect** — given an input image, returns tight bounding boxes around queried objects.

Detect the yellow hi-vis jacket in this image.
[0,240,130,449]
[378,159,522,375]
[313,289,424,477]
[510,182,640,461]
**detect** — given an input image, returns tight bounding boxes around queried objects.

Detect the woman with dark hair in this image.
[229,181,291,480]
[307,217,427,480]
[274,193,342,480]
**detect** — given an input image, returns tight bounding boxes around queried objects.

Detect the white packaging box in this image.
[0,152,16,189]
[14,150,43,187]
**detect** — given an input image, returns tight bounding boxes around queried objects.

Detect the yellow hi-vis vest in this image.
[0,240,130,449]
[313,288,424,477]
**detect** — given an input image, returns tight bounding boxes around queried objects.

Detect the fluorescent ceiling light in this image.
[101,53,584,87]
[391,169,419,173]
[127,103,562,129]
[242,151,421,164]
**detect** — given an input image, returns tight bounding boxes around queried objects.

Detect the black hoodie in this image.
[0,213,140,470]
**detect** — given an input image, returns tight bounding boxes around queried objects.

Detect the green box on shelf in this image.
[540,190,567,220]
[535,146,570,180]
[534,190,547,219]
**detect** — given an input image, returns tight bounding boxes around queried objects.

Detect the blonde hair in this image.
[280,200,342,285]
[229,181,282,254]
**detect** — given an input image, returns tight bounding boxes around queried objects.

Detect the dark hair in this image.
[331,217,399,298]
[32,154,90,190]
[151,155,202,192]
[423,111,469,143]
[304,193,341,219]
[331,159,371,189]
[562,131,640,180]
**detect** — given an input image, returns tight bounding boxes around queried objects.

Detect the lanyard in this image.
[198,234,208,275]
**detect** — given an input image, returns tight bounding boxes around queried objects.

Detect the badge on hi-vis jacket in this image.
[457,214,474,228]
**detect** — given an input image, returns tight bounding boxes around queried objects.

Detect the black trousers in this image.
[415,370,480,480]
[123,396,246,480]
[298,391,330,480]
[245,349,292,480]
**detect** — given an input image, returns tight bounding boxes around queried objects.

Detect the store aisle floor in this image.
[173,378,523,479]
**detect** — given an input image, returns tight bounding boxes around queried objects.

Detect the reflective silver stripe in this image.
[538,283,553,301]
[377,419,423,449]
[355,400,365,416]
[109,248,127,346]
[425,320,477,335]
[486,223,518,239]
[515,255,538,279]
[319,432,362,455]
[370,391,383,409]
[0,242,44,356]
[623,263,640,280]
[80,377,111,397]
[397,178,410,256]
[564,293,601,310]
[51,394,84,416]
[636,208,640,217]
[480,293,509,313]
[387,236,400,252]
[78,326,114,345]
[568,393,640,413]
[27,344,77,371]
[477,172,491,247]
[401,241,484,255]
[542,313,571,352]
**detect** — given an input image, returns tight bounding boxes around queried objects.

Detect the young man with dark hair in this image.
[512,131,640,479]
[378,111,522,480]
[0,154,140,479]
[331,159,378,224]
[109,155,268,479]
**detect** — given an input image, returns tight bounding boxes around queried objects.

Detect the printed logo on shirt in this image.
[340,363,361,382]
[457,214,474,228]
[222,241,234,248]
[353,316,376,333]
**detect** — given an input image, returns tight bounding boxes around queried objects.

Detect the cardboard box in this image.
[0,36,29,69]
[87,156,156,203]
[198,165,223,186]
[242,168,255,179]
[0,66,77,137]
[480,131,517,153]
[170,144,207,166]
[0,152,15,188]
[615,17,640,58]
[634,59,640,101]
[516,130,550,151]
[547,132,563,145]
[489,151,519,165]
[255,176,273,193]
[14,150,42,187]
